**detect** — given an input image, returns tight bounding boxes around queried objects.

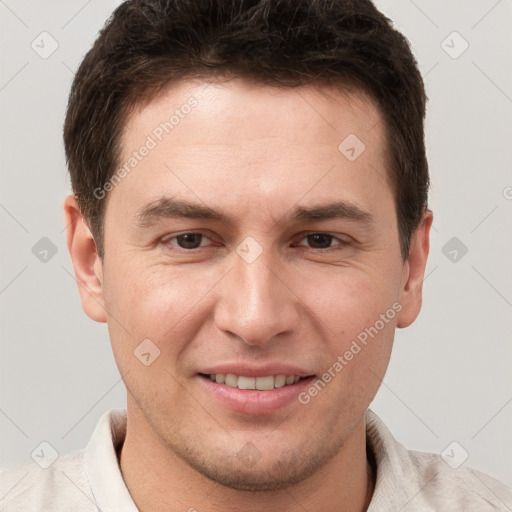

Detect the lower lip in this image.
[198,376,315,416]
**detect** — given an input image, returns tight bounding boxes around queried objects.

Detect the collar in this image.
[85,409,138,512]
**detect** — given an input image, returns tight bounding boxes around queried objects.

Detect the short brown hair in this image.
[64,0,429,260]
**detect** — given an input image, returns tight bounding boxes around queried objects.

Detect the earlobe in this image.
[63,195,107,323]
[396,209,433,328]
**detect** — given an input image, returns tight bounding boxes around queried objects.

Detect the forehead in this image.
[123,77,385,149]
[110,77,392,225]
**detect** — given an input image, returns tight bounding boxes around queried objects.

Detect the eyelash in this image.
[161,231,352,252]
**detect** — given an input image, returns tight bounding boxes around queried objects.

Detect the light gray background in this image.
[1,0,511,489]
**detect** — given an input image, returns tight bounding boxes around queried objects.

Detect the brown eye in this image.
[306,233,334,249]
[294,232,352,251]
[175,233,204,249]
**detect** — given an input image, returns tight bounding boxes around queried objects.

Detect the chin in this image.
[188,460,317,492]
[170,434,341,492]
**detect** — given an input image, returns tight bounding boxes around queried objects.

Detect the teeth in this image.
[256,376,274,390]
[225,373,238,387]
[208,373,304,390]
[274,375,286,388]
[238,376,256,389]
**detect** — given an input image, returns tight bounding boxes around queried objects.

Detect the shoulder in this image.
[0,449,97,512]
[405,448,512,511]
[1,409,129,512]
[366,409,512,511]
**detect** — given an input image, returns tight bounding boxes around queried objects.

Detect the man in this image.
[1,0,511,510]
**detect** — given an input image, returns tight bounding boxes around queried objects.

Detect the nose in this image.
[213,247,300,347]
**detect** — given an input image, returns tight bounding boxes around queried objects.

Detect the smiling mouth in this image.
[200,373,313,390]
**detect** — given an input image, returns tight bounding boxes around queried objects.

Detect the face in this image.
[67,78,430,491]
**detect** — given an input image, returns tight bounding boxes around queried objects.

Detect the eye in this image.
[163,232,214,250]
[295,233,350,250]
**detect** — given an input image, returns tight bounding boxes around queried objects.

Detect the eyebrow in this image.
[291,202,374,225]
[136,197,374,228]
[136,197,229,227]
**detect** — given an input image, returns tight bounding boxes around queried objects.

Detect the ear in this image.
[396,209,433,328]
[63,194,107,323]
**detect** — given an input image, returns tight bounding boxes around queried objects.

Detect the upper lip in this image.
[199,363,314,378]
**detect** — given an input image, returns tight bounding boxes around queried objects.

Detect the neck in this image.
[119,402,374,512]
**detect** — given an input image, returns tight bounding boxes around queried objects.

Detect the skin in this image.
[65,77,432,512]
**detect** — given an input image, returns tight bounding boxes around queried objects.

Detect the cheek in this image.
[101,261,212,410]
[301,265,400,341]
[300,268,398,397]
[303,275,397,418]
[102,259,224,360]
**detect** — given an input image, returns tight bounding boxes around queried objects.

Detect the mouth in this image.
[201,373,308,390]
[198,372,316,415]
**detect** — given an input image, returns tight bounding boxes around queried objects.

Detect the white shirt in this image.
[1,409,511,511]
